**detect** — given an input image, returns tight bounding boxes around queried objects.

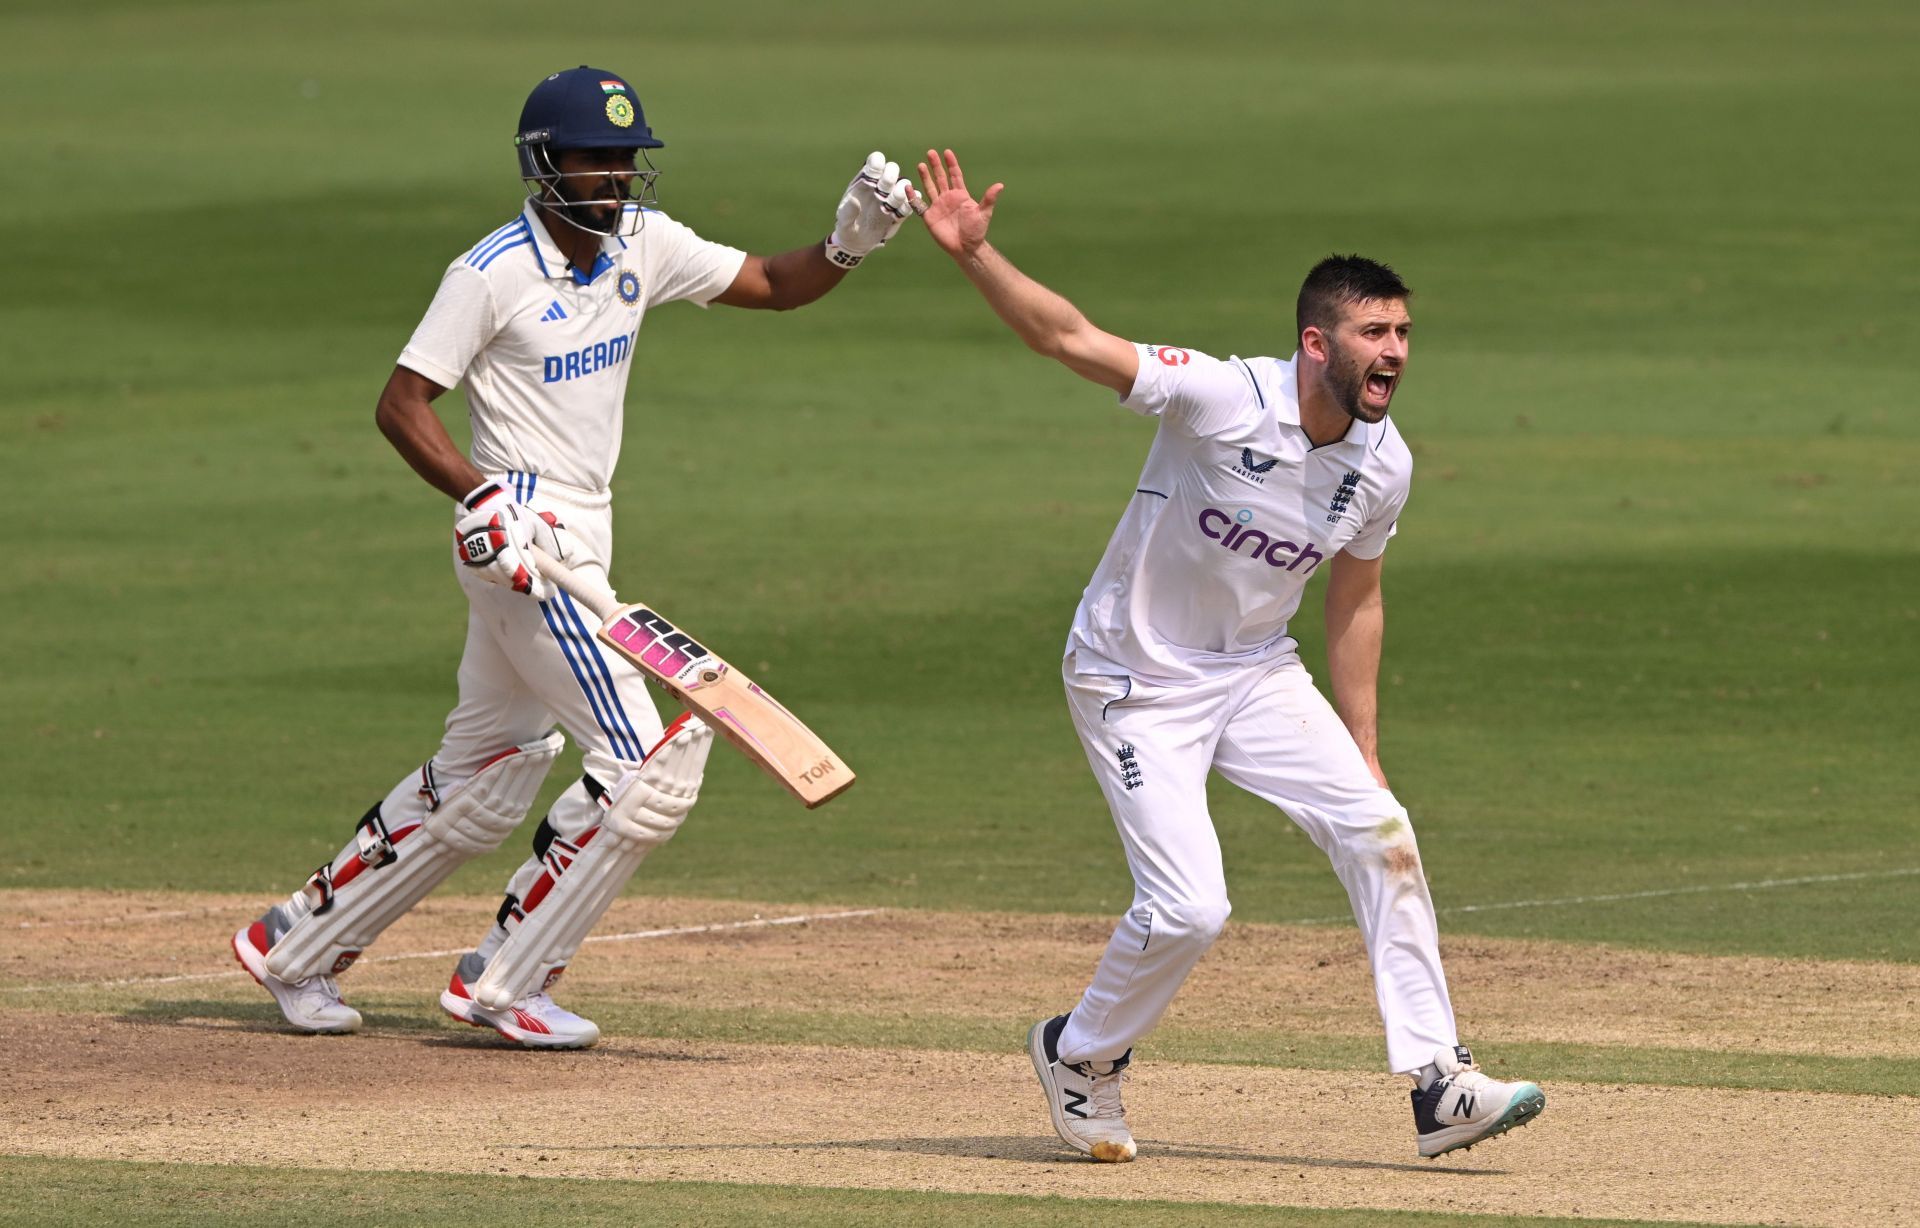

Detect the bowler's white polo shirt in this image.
[1067,344,1414,683]
[399,201,746,494]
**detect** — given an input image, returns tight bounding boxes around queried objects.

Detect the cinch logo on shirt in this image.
[1197,507,1326,573]
[543,330,637,383]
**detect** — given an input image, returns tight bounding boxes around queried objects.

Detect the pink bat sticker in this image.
[607,608,707,678]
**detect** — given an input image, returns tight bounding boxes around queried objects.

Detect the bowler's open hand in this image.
[916,149,1003,260]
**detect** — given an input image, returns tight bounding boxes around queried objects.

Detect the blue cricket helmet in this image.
[516,66,662,178]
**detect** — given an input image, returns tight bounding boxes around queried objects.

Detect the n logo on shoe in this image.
[1063,1089,1089,1119]
[1451,1091,1477,1119]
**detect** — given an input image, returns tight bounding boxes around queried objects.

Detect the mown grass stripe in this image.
[1285,867,1920,926]
[91,996,1920,1098]
[0,1155,1760,1228]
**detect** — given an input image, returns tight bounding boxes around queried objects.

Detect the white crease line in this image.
[1285,866,1920,926]
[0,908,885,995]
[15,906,248,930]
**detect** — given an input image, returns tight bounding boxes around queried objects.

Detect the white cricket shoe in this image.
[1028,1013,1136,1162]
[440,952,600,1050]
[231,915,361,1034]
[1412,1044,1546,1157]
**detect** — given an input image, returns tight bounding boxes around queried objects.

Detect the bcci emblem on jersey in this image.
[617,270,641,306]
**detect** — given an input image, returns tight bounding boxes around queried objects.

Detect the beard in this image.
[1324,337,1393,424]
[546,174,623,235]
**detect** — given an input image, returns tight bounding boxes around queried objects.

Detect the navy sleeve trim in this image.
[1233,358,1265,409]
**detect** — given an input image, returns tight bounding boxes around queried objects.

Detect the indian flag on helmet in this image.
[599,80,627,93]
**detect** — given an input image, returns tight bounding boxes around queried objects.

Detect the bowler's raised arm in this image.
[917,149,1138,395]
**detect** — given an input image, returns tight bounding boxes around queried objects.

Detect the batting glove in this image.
[453,480,573,601]
[824,151,914,269]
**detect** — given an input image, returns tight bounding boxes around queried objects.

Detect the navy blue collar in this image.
[523,200,624,284]
[570,252,616,286]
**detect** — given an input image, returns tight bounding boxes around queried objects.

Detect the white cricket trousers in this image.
[368,473,665,920]
[1058,652,1456,1074]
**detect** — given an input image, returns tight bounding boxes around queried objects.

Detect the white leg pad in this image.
[265,732,564,981]
[472,717,712,1009]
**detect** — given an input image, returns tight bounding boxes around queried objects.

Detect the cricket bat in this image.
[527,547,855,809]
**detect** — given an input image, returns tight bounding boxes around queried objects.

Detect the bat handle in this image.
[527,546,619,620]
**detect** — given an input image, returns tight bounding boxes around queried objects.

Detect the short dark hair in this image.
[1296,255,1411,341]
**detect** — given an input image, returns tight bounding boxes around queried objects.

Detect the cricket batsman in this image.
[915,149,1546,1159]
[231,67,915,1048]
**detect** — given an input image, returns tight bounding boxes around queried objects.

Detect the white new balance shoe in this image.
[231,913,362,1035]
[1028,1013,1136,1162]
[440,951,600,1050]
[1412,1044,1546,1157]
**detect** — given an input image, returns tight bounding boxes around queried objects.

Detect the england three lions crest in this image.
[1326,470,1361,523]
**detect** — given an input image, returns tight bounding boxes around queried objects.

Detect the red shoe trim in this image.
[233,927,266,987]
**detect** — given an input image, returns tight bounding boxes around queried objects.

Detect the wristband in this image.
[823,235,864,270]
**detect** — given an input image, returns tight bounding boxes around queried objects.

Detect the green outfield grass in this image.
[0,1157,1743,1228]
[5,0,1916,964]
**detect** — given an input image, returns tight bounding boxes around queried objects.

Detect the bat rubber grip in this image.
[527,546,618,620]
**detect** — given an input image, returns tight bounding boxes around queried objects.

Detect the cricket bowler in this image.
[915,149,1546,1159]
[231,67,914,1048]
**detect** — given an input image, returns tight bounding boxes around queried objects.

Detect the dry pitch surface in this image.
[5,890,1917,1226]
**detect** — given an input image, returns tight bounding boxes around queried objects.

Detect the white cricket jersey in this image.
[397,200,747,494]
[1066,343,1414,683]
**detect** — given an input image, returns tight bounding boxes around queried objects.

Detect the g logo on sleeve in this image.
[1153,346,1191,367]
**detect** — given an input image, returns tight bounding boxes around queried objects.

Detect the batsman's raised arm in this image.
[917,149,1137,395]
[713,151,917,310]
